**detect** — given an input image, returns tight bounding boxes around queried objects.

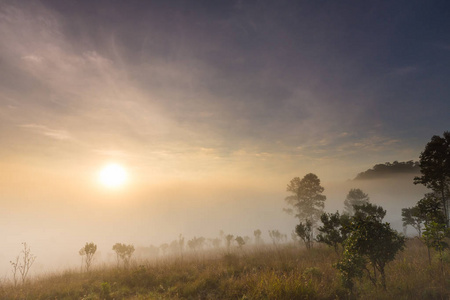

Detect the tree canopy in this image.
[414,131,450,226]
[344,188,370,215]
[284,173,326,224]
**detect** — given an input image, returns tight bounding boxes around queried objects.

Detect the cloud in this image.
[20,124,73,141]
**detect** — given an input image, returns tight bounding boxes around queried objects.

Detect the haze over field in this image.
[0,0,448,277]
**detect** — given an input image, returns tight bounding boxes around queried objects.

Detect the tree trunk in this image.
[380,267,386,290]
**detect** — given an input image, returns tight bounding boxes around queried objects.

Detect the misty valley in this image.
[1,132,449,299]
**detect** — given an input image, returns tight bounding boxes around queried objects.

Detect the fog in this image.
[0,0,447,285]
[0,168,427,279]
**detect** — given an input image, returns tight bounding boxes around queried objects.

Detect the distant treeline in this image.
[354,160,420,180]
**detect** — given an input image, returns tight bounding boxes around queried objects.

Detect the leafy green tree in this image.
[268,230,286,246]
[414,131,450,226]
[344,188,370,215]
[335,215,405,290]
[401,205,424,237]
[316,212,351,254]
[295,220,314,250]
[284,173,326,225]
[417,193,447,264]
[353,202,386,221]
[112,243,135,268]
[422,221,450,274]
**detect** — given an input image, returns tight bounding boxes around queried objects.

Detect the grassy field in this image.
[1,239,449,299]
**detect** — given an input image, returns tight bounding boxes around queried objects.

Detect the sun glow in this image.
[99,164,127,188]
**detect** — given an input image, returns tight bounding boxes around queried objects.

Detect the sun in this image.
[98,163,127,188]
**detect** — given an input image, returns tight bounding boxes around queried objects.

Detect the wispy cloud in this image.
[20,124,73,141]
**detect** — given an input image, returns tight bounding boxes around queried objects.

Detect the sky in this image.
[0,0,449,275]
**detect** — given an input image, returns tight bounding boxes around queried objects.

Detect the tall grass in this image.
[0,240,448,299]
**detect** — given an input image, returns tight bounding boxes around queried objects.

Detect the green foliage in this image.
[112,243,135,269]
[316,212,350,253]
[417,193,446,225]
[414,131,450,226]
[336,215,406,290]
[295,220,314,250]
[422,221,450,273]
[353,202,386,221]
[284,173,326,224]
[100,282,111,300]
[344,188,370,215]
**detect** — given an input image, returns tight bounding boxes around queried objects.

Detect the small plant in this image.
[100,281,111,299]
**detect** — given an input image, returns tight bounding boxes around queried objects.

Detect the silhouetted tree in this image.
[344,188,370,215]
[10,243,36,286]
[414,131,450,226]
[112,243,135,268]
[187,237,205,252]
[80,242,97,272]
[284,173,326,225]
[401,206,424,237]
[295,220,314,250]
[316,212,351,254]
[209,238,222,249]
[253,229,263,245]
[268,230,285,246]
[353,202,386,221]
[235,236,245,249]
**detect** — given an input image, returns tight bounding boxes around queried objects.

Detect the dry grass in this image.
[0,240,448,299]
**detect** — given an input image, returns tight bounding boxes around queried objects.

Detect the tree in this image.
[253,229,263,245]
[80,242,97,272]
[401,206,424,237]
[422,221,450,275]
[10,242,36,286]
[353,202,386,221]
[295,220,314,250]
[112,243,135,268]
[316,212,351,254]
[284,173,326,225]
[235,236,245,249]
[417,193,447,263]
[187,237,205,252]
[268,230,286,246]
[343,188,370,215]
[225,234,234,252]
[335,215,405,290]
[414,131,450,226]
